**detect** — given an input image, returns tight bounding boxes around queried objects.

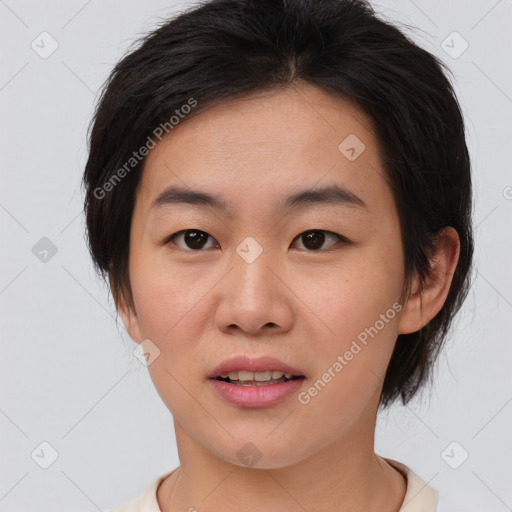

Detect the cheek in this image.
[305,253,401,339]
[130,247,214,338]
[303,252,402,400]
[302,292,400,431]
[129,259,210,410]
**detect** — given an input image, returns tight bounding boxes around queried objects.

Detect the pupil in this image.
[303,230,324,250]
[185,230,207,249]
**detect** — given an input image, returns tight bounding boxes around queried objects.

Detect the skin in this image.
[116,80,460,512]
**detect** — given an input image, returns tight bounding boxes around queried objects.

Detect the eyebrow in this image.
[150,184,368,214]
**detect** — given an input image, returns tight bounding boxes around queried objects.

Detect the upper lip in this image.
[208,355,305,379]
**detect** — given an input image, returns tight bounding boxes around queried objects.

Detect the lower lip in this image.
[208,378,305,408]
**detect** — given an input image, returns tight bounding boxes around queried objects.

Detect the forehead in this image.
[136,82,391,219]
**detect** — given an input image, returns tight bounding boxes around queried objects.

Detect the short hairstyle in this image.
[82,0,474,409]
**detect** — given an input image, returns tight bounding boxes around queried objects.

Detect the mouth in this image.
[214,370,305,386]
[206,355,306,408]
[207,355,306,383]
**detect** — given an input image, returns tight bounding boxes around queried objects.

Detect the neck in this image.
[158,397,406,511]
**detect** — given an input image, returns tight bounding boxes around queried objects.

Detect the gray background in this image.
[1,0,511,510]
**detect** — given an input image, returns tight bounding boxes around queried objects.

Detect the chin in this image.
[210,437,310,471]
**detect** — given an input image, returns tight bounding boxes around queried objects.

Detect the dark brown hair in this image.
[82,0,474,408]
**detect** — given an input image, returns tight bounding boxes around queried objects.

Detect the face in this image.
[118,81,415,469]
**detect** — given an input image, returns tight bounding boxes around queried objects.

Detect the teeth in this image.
[219,370,294,381]
[254,371,272,381]
[238,370,254,381]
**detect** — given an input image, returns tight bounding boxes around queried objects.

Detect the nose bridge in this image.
[232,235,276,302]
[214,235,293,334]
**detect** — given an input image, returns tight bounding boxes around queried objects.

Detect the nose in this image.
[213,245,294,337]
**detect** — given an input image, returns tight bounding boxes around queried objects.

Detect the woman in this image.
[82,0,474,510]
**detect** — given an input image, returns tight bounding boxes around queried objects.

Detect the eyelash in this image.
[162,229,350,252]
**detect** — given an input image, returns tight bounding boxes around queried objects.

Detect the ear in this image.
[397,227,460,335]
[111,277,143,344]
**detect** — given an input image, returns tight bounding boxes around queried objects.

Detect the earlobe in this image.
[397,227,460,335]
[397,275,423,335]
[114,286,144,344]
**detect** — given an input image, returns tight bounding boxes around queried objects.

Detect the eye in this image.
[165,229,219,250]
[291,230,348,251]
[164,229,348,252]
